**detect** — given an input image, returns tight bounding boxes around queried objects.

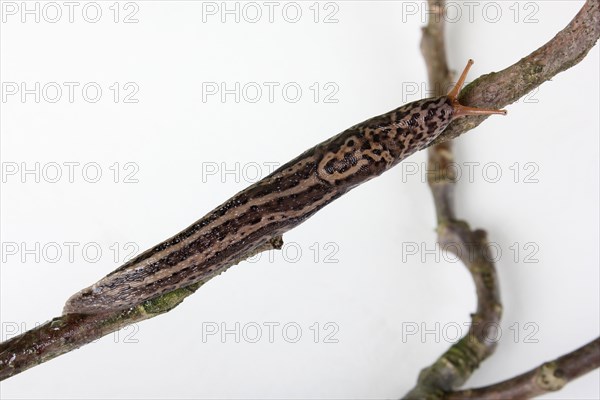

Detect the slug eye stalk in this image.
[449,59,507,119]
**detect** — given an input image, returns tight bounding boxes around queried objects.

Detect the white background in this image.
[1,1,598,399]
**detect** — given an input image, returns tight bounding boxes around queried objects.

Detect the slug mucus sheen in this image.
[64,59,506,314]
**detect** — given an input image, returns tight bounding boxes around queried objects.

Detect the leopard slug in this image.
[63,59,506,314]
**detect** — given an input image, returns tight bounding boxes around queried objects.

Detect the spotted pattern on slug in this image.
[316,97,452,186]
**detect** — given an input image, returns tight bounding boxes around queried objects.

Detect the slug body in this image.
[64,60,505,314]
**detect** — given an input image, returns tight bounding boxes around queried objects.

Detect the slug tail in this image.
[63,286,122,315]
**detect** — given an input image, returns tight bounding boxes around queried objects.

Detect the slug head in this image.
[448,59,507,119]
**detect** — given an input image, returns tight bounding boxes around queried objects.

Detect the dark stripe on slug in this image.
[107,155,319,273]
[98,182,334,293]
[155,181,329,267]
[93,187,341,310]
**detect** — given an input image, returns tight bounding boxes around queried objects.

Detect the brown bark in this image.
[0,237,283,381]
[445,338,600,399]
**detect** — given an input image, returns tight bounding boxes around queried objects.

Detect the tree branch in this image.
[404,1,502,398]
[445,337,600,399]
[431,0,600,146]
[406,1,600,398]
